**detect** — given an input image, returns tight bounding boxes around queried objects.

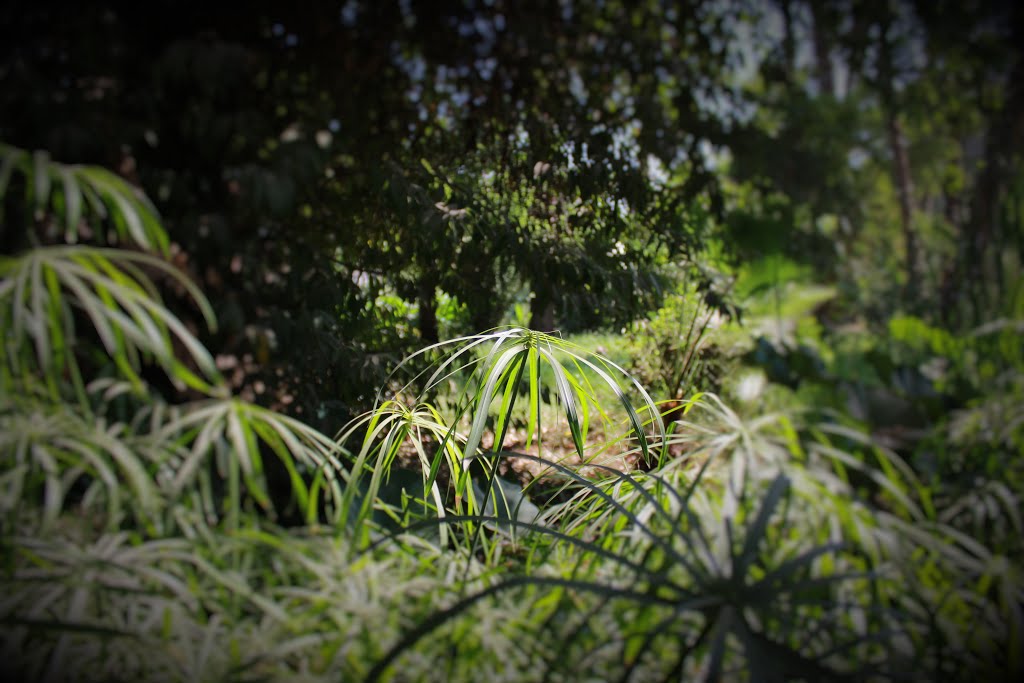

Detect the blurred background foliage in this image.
[1,0,1022,680]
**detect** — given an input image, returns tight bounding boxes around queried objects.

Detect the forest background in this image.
[1,1,1022,681]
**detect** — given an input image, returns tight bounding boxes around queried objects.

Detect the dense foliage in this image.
[1,1,1021,681]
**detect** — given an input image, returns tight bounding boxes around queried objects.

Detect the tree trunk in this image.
[470,307,499,334]
[887,114,918,296]
[963,60,1024,322]
[938,7,1024,325]
[530,282,556,332]
[418,279,438,344]
[810,3,835,96]
[876,9,919,299]
[779,0,796,77]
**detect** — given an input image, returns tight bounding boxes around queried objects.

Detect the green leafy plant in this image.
[2,140,1020,683]
[0,246,221,400]
[628,283,726,403]
[337,328,663,542]
[1,143,169,254]
[0,147,361,680]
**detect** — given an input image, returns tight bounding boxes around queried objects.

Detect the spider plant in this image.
[155,397,349,528]
[366,456,879,681]
[359,358,1017,681]
[336,328,664,542]
[1,142,169,254]
[0,396,168,534]
[0,145,351,534]
[0,245,223,401]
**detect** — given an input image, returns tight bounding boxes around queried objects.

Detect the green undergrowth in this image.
[1,146,1021,682]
